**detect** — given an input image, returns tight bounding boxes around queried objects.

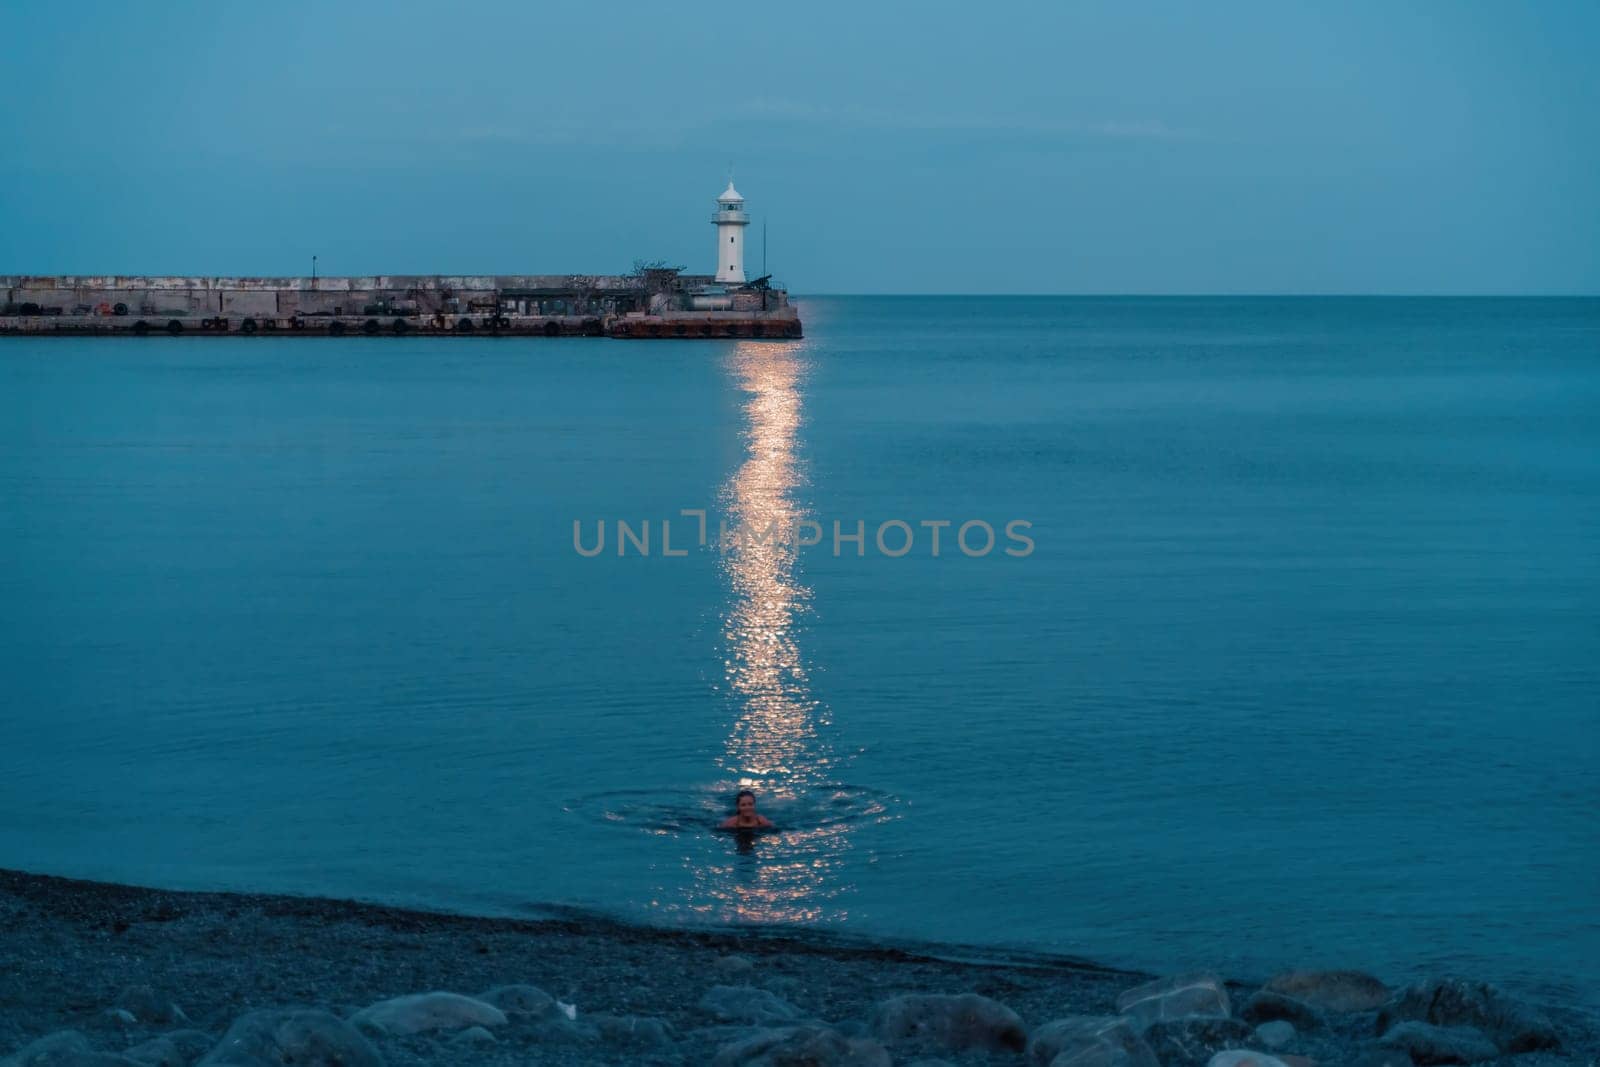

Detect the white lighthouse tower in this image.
[712,180,750,284]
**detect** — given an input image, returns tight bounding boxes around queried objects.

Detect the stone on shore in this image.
[1253,1021,1295,1050]
[114,988,187,1027]
[1262,971,1388,1014]
[870,993,1027,1053]
[123,1031,214,1067]
[2,1029,141,1067]
[587,1014,675,1048]
[711,1025,890,1067]
[197,1010,381,1067]
[524,1017,599,1045]
[699,986,803,1027]
[3,1029,90,1065]
[1116,974,1231,1030]
[349,992,506,1036]
[441,1023,489,1049]
[760,975,803,998]
[91,1012,137,1034]
[1240,992,1323,1031]
[1050,1049,1146,1067]
[1346,1049,1412,1067]
[475,984,556,1019]
[1374,977,1560,1054]
[1025,1015,1157,1067]
[1143,1016,1253,1066]
[714,955,756,978]
[1378,1021,1499,1065]
[1207,1053,1290,1067]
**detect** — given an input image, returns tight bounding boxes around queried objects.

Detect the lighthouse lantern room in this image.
[711,181,750,284]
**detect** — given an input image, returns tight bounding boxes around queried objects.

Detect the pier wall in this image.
[2,275,713,317]
[0,274,799,339]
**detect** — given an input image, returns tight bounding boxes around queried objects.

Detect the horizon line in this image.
[791,291,1600,299]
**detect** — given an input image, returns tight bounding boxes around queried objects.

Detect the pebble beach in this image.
[1,868,1594,1067]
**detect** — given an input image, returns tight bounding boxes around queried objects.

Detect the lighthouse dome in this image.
[717,181,744,204]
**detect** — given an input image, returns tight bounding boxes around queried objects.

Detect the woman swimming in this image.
[719,789,775,831]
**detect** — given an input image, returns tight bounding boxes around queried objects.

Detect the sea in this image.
[2,296,1596,1007]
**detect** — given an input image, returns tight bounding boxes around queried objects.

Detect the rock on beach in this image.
[2,1029,142,1067]
[1262,970,1389,1014]
[348,992,506,1036]
[870,993,1027,1053]
[711,1025,890,1067]
[123,1030,215,1067]
[1240,991,1323,1031]
[1374,976,1561,1054]
[1026,1015,1157,1067]
[698,986,803,1027]
[198,1010,381,1067]
[1378,1020,1500,1064]
[476,984,556,1019]
[113,988,187,1027]
[1116,974,1231,1030]
[446,1026,497,1048]
[587,1013,675,1048]
[1142,1015,1253,1066]
[1206,1053,1290,1067]
[713,955,757,978]
[1252,1021,1295,1049]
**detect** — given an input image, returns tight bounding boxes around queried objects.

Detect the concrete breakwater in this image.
[0,272,802,340]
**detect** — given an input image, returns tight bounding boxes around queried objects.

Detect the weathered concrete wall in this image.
[0,275,661,291]
[0,306,803,339]
[0,274,774,320]
[0,273,796,338]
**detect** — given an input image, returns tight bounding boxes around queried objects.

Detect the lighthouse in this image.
[712,180,749,284]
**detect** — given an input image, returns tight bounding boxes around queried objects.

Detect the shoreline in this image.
[2,867,1594,1066]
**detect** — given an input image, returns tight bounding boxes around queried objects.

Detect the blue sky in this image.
[2,1,1596,293]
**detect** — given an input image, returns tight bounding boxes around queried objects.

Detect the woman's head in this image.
[736,789,756,815]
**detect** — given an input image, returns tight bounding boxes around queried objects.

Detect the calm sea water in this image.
[2,297,1596,1005]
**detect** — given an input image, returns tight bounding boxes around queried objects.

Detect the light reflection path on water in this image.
[693,338,855,924]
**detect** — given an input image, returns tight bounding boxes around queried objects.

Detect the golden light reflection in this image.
[691,338,853,924]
